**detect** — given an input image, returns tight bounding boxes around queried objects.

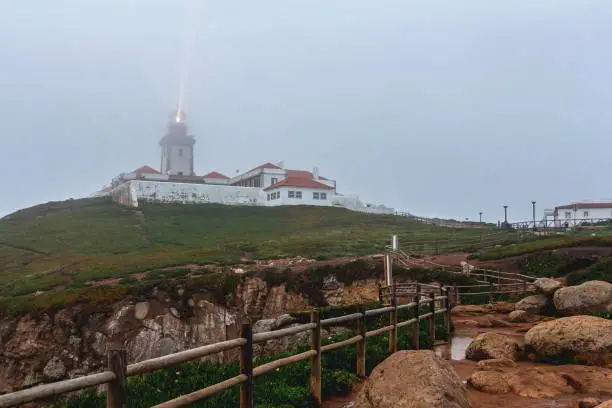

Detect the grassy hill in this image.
[0,198,508,297]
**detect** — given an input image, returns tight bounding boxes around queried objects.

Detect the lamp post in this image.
[479,212,483,223]
[503,205,508,224]
[532,201,536,230]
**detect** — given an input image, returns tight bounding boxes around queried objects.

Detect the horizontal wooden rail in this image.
[127,338,246,376]
[365,306,395,316]
[434,308,447,315]
[0,371,116,408]
[365,324,394,338]
[418,312,433,320]
[151,374,247,408]
[397,302,416,310]
[252,323,316,343]
[434,296,447,301]
[320,335,363,352]
[396,318,417,329]
[320,313,362,326]
[253,350,317,377]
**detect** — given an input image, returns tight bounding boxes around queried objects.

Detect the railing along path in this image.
[0,285,452,408]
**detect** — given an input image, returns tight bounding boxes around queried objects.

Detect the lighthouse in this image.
[159,110,196,176]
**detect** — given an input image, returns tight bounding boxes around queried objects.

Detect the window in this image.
[288,191,295,198]
[320,192,327,200]
[565,212,572,219]
[267,193,270,201]
[313,192,319,200]
[177,172,183,176]
[178,149,183,157]
[271,177,278,185]
[254,178,261,188]
[584,211,589,218]
[295,191,302,199]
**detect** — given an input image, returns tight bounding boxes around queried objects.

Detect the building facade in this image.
[553,202,612,226]
[101,111,393,214]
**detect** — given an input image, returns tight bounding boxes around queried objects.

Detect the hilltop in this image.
[0,198,502,297]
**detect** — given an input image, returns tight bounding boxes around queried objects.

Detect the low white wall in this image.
[108,180,394,214]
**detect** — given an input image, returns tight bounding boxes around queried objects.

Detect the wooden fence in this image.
[0,286,451,408]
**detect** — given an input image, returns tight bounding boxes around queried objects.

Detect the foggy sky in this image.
[1,0,611,222]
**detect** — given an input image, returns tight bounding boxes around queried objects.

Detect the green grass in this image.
[0,198,508,297]
[470,235,612,261]
[566,257,612,285]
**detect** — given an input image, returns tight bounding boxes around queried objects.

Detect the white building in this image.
[101,111,393,214]
[553,202,612,226]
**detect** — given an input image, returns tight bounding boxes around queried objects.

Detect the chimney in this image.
[312,166,319,180]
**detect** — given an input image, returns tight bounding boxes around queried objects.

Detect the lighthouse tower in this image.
[159,110,196,176]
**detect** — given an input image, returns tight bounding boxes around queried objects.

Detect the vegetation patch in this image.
[566,257,612,285]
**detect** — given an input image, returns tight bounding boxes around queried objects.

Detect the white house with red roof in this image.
[553,202,612,226]
[101,111,393,214]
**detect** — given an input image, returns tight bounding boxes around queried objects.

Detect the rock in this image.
[134,302,150,320]
[515,294,551,315]
[492,302,515,314]
[468,371,510,393]
[452,304,492,316]
[353,350,470,408]
[21,373,43,388]
[169,307,180,319]
[484,316,514,328]
[507,310,534,323]
[274,314,295,328]
[525,315,612,366]
[553,281,612,315]
[596,401,612,408]
[506,368,575,398]
[580,398,603,408]
[476,358,517,371]
[43,356,66,380]
[465,333,522,362]
[533,278,564,295]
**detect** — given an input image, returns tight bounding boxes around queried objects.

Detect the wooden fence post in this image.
[389,297,397,354]
[106,349,127,408]
[489,282,494,304]
[240,320,254,408]
[310,310,321,407]
[411,284,420,350]
[356,305,366,378]
[453,283,459,305]
[428,292,436,346]
[443,286,451,341]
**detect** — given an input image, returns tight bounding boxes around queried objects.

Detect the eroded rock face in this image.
[596,401,612,408]
[533,278,564,295]
[476,358,517,371]
[354,350,470,408]
[507,310,535,323]
[515,294,551,315]
[524,315,612,366]
[553,281,612,315]
[465,333,522,362]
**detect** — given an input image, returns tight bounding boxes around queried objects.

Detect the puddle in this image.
[434,334,474,360]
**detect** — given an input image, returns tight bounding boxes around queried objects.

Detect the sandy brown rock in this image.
[468,371,510,393]
[354,350,471,408]
[580,397,603,408]
[465,333,522,362]
[596,401,612,407]
[507,310,536,323]
[525,315,612,366]
[553,281,612,315]
[533,277,564,295]
[514,294,551,315]
[476,358,517,371]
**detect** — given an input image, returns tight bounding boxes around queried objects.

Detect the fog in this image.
[1,0,611,222]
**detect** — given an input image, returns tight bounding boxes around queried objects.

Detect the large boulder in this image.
[465,333,522,362]
[596,401,612,408]
[533,278,564,295]
[525,315,612,366]
[553,281,612,315]
[353,350,470,408]
[515,294,552,315]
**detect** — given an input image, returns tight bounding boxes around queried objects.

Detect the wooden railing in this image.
[0,287,451,408]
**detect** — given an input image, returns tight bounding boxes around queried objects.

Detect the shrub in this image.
[566,257,612,285]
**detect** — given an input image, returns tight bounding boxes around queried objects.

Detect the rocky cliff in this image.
[0,275,383,393]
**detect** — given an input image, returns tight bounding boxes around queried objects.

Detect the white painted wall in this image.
[555,206,612,226]
[108,180,394,214]
[165,145,193,176]
[264,186,332,206]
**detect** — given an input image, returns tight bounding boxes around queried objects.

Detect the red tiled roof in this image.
[556,202,612,210]
[287,169,329,181]
[203,171,230,179]
[133,165,160,174]
[264,177,334,191]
